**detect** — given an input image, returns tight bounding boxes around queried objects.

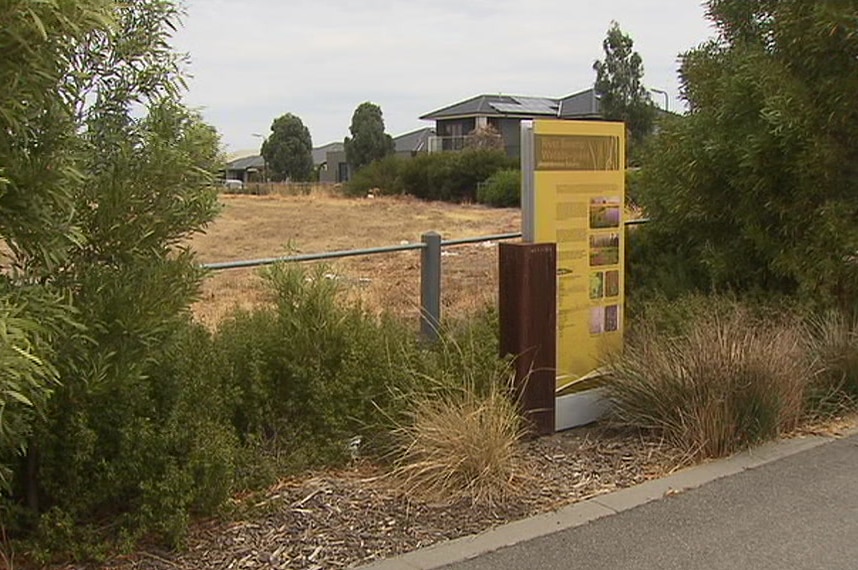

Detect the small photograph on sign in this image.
[605,270,620,297]
[589,233,620,266]
[589,197,621,229]
[590,307,605,334]
[605,305,620,332]
[590,272,604,299]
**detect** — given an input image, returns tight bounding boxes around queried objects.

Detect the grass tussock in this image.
[605,303,811,459]
[389,344,529,506]
[806,311,858,413]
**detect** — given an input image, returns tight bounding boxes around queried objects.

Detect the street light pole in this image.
[252,133,267,183]
[649,88,669,112]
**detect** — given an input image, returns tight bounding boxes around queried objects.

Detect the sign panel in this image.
[521,120,625,394]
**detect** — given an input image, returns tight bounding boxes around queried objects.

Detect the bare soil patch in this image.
[189,193,520,328]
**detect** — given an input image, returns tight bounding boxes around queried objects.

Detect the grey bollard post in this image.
[420,231,442,341]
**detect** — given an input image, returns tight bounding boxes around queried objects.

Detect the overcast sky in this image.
[172,0,715,153]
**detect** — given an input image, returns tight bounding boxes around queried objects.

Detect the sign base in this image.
[555,388,609,431]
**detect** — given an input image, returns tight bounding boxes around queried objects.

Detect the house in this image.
[393,126,435,158]
[315,141,347,184]
[224,142,348,184]
[317,127,436,183]
[223,150,266,184]
[420,87,603,157]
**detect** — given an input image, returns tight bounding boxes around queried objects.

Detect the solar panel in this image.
[490,101,558,115]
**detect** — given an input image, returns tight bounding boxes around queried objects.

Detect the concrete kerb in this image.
[355,429,855,570]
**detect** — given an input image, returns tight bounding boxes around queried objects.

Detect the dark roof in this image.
[420,94,558,120]
[312,141,344,165]
[558,88,602,118]
[420,88,603,121]
[393,127,435,153]
[226,155,265,171]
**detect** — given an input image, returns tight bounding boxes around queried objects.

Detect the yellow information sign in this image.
[521,120,625,393]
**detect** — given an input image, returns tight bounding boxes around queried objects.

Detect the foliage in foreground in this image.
[605,297,858,460]
[4,261,509,561]
[2,0,221,560]
[0,0,518,562]
[0,0,111,497]
[806,312,858,412]
[633,0,858,310]
[214,264,418,476]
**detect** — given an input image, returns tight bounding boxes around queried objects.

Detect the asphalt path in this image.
[441,434,858,570]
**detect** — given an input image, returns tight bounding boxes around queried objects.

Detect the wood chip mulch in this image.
[54,426,687,570]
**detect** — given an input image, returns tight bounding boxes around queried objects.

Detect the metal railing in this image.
[202,231,523,340]
[202,220,650,340]
[427,135,476,153]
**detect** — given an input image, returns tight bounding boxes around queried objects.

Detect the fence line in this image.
[202,231,522,340]
[201,220,648,340]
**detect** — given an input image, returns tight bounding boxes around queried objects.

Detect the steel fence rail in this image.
[201,242,426,271]
[442,232,523,247]
[200,219,649,340]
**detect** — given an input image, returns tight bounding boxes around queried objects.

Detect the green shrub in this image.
[477,169,520,207]
[214,264,416,471]
[418,307,506,396]
[28,321,238,558]
[633,2,858,312]
[605,300,811,459]
[344,155,405,197]
[400,149,516,202]
[9,258,512,561]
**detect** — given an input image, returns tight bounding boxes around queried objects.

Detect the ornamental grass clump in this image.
[390,372,528,506]
[605,304,811,460]
[806,311,858,414]
[389,320,527,506]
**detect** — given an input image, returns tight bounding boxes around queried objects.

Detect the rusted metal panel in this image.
[499,242,557,435]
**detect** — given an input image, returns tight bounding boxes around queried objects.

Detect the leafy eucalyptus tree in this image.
[634,0,858,308]
[0,0,112,493]
[1,0,230,549]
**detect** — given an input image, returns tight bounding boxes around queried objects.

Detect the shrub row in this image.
[345,150,518,204]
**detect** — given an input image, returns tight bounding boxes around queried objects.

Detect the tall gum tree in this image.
[593,21,656,161]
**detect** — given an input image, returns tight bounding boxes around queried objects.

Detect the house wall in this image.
[436,118,477,150]
[225,168,248,183]
[321,150,351,183]
[490,117,524,158]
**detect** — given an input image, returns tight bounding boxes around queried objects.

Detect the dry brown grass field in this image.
[188,191,521,328]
